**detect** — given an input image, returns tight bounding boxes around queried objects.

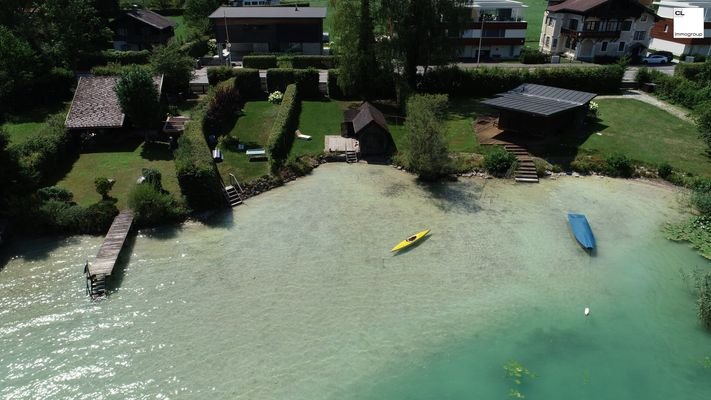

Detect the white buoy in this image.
[584,307,591,316]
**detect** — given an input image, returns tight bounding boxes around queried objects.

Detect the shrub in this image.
[207,66,233,85]
[636,66,652,84]
[484,147,517,176]
[520,48,550,64]
[605,153,634,177]
[180,36,210,59]
[291,55,338,69]
[91,63,151,76]
[242,55,277,69]
[175,121,225,211]
[115,66,160,129]
[698,272,711,329]
[588,101,599,119]
[151,42,195,95]
[128,183,187,227]
[268,90,284,104]
[266,68,320,99]
[12,114,73,188]
[658,162,673,179]
[38,199,118,234]
[77,50,151,69]
[533,158,549,177]
[328,69,351,99]
[94,177,115,199]
[39,68,76,100]
[267,84,301,172]
[203,78,241,136]
[141,168,163,190]
[37,186,73,202]
[206,67,263,99]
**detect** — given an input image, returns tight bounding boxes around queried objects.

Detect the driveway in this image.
[624,63,676,81]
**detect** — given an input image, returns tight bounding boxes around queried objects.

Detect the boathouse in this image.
[341,102,396,156]
[481,83,597,136]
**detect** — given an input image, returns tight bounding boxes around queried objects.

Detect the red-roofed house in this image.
[539,0,658,61]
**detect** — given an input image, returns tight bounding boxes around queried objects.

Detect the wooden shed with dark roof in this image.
[113,8,176,51]
[341,102,396,156]
[481,83,596,136]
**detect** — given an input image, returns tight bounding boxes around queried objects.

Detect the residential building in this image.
[649,0,711,57]
[539,0,658,61]
[457,0,528,60]
[229,0,281,5]
[112,8,176,51]
[209,6,326,57]
[341,103,396,156]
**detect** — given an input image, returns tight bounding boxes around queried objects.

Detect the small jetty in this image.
[85,209,134,299]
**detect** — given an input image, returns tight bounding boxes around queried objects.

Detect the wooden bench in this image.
[246,148,267,162]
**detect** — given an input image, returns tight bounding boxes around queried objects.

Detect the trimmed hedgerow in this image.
[243,55,278,69]
[91,62,151,76]
[206,67,263,99]
[418,65,624,97]
[519,48,549,64]
[291,55,338,69]
[175,120,226,211]
[267,84,301,173]
[77,50,151,69]
[266,68,320,99]
[203,78,241,136]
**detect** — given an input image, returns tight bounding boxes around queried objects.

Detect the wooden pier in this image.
[85,209,134,299]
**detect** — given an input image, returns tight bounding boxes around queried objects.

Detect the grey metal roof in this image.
[125,9,176,30]
[209,6,327,19]
[481,83,596,117]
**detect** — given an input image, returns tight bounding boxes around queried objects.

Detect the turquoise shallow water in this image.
[1,164,710,399]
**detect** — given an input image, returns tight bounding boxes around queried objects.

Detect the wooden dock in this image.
[86,209,134,298]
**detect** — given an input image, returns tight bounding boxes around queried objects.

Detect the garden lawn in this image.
[389,98,482,153]
[166,15,187,41]
[1,102,68,144]
[217,101,279,183]
[520,0,547,46]
[580,99,711,176]
[55,142,179,209]
[291,100,352,157]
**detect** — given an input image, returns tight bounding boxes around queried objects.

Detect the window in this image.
[621,20,632,31]
[618,42,625,52]
[546,16,553,26]
[664,24,669,33]
[634,31,646,40]
[545,36,550,47]
[584,20,600,31]
[569,19,578,30]
[552,38,558,48]
[641,14,648,22]
[482,28,505,38]
[601,42,608,51]
[565,36,572,49]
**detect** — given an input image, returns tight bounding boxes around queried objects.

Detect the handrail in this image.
[229,173,244,192]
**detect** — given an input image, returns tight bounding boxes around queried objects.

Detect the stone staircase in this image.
[503,144,539,183]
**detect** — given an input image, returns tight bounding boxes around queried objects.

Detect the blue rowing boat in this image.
[568,213,596,251]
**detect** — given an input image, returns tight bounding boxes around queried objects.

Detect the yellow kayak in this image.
[391,229,430,252]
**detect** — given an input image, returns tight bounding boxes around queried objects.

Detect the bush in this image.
[636,66,652,84]
[698,272,711,329]
[520,48,549,64]
[128,183,187,227]
[203,78,241,136]
[266,68,320,99]
[94,177,115,199]
[533,158,549,177]
[38,199,118,234]
[268,90,284,104]
[605,153,634,177]
[206,67,263,99]
[180,36,210,59]
[658,163,673,179]
[291,55,338,69]
[175,120,226,211]
[39,68,76,100]
[91,62,150,76]
[267,84,301,172]
[141,168,163,190]
[77,50,151,70]
[484,147,517,176]
[328,69,353,99]
[37,186,74,202]
[12,114,73,189]
[243,55,278,69]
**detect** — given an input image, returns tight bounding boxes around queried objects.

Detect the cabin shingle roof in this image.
[346,102,389,134]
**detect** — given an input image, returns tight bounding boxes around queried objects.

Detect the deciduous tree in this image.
[151,42,195,96]
[115,66,160,130]
[402,94,451,181]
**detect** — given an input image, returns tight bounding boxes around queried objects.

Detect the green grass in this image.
[520,0,547,46]
[389,98,483,153]
[167,15,187,41]
[1,102,68,144]
[217,101,279,183]
[291,100,352,157]
[55,141,179,209]
[578,99,710,176]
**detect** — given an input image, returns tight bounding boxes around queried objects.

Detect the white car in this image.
[642,54,669,64]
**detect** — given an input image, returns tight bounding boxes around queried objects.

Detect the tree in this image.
[0,128,19,207]
[382,0,465,87]
[94,177,115,199]
[0,26,37,111]
[151,43,195,96]
[115,66,160,130]
[185,0,222,34]
[402,94,451,181]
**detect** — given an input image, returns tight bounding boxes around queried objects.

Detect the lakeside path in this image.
[596,89,693,123]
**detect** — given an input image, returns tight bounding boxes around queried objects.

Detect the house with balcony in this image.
[209,6,325,57]
[457,0,528,60]
[539,0,658,61]
[649,0,711,58]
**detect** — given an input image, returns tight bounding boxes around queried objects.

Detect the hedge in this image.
[206,66,263,99]
[519,49,549,64]
[243,55,278,69]
[418,65,624,97]
[267,84,301,172]
[266,68,320,99]
[77,50,151,70]
[327,68,395,99]
[291,55,338,69]
[203,78,241,136]
[91,63,151,76]
[175,119,227,211]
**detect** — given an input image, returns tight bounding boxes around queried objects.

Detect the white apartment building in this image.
[457,0,528,59]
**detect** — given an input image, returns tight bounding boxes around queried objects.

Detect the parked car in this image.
[652,51,674,62]
[642,54,669,64]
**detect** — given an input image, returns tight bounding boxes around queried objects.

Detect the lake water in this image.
[1,164,710,399]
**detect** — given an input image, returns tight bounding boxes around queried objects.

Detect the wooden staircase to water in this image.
[503,144,539,183]
[224,174,244,208]
[345,150,358,163]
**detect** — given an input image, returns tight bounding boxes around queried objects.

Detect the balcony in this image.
[561,27,621,38]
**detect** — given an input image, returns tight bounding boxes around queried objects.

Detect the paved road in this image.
[624,63,676,81]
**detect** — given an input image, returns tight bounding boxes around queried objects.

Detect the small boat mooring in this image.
[84,209,134,300]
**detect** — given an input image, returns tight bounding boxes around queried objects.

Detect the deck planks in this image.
[89,209,134,277]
